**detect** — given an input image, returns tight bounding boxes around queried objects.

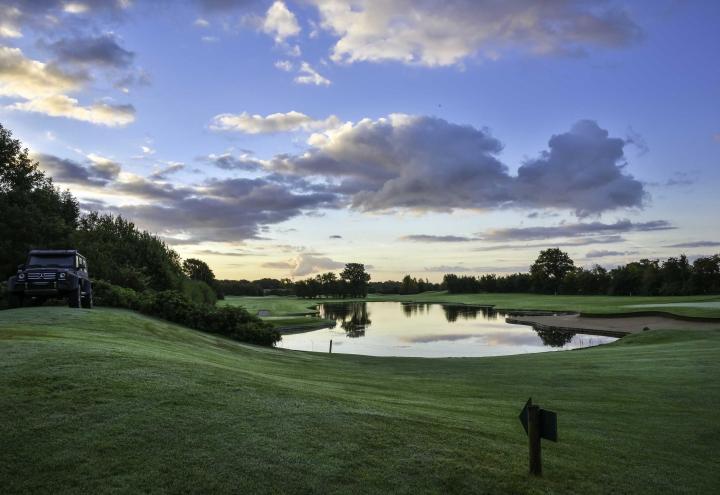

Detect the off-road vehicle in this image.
[7,250,93,309]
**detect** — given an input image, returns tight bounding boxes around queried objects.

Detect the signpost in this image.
[519,398,557,476]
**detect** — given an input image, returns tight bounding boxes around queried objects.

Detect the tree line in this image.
[444,248,720,296]
[294,263,371,298]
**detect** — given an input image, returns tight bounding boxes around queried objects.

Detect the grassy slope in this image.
[2,307,719,494]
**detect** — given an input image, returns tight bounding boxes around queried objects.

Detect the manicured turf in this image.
[1,306,719,493]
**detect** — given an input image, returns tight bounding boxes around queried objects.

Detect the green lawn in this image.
[1,306,719,493]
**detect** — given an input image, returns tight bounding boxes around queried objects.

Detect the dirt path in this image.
[506,313,720,336]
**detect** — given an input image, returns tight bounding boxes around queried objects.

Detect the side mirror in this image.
[17,264,25,271]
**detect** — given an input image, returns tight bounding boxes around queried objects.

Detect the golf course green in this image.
[2,295,719,493]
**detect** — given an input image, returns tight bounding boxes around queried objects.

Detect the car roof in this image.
[28,249,83,256]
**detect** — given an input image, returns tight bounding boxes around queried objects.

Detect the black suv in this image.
[7,250,93,309]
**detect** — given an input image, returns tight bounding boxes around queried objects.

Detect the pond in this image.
[277,302,618,358]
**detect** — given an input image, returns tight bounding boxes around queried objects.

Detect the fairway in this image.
[1,306,719,494]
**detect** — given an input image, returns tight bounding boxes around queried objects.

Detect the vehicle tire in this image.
[82,291,93,309]
[67,286,81,308]
[8,293,24,308]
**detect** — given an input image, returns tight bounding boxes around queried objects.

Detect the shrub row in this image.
[93,280,280,347]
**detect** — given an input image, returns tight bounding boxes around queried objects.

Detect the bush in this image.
[140,291,280,346]
[181,279,217,306]
[92,282,280,347]
[92,280,142,309]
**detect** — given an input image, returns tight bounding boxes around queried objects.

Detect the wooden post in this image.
[528,404,542,476]
[329,339,333,353]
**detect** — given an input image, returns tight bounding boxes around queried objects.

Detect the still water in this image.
[277,302,617,358]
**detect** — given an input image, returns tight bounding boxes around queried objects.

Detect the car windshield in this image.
[26,255,75,268]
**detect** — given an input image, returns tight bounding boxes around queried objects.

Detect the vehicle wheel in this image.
[8,293,24,308]
[67,287,81,308]
[82,291,93,309]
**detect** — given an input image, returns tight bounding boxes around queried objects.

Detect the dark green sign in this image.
[518,398,558,442]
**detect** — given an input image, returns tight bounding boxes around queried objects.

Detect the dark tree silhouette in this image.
[530,248,576,294]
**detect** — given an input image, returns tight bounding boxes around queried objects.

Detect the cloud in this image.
[585,249,637,258]
[512,120,646,216]
[424,265,480,273]
[108,177,340,242]
[329,234,342,239]
[0,46,134,126]
[45,33,134,68]
[9,95,135,127]
[204,152,263,171]
[0,0,131,37]
[271,116,645,216]
[479,220,673,242]
[149,162,184,180]
[311,0,642,67]
[262,1,300,43]
[294,61,331,86]
[0,46,82,99]
[210,111,340,134]
[36,153,120,185]
[292,254,345,276]
[400,235,474,243]
[473,235,626,252]
[274,59,293,71]
[664,241,720,249]
[262,254,345,276]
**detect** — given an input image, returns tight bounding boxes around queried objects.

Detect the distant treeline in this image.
[216,278,293,297]
[444,248,720,296]
[294,264,371,298]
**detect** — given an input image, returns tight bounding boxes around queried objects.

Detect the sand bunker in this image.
[506,313,720,336]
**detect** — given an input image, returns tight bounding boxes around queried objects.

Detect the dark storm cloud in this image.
[664,241,720,248]
[270,116,647,216]
[479,220,673,242]
[400,235,475,243]
[46,33,134,68]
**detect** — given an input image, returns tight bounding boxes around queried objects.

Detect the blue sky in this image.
[1,0,718,280]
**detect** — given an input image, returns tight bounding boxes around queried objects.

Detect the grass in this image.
[1,306,719,493]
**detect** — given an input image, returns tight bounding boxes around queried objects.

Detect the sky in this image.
[1,0,719,281]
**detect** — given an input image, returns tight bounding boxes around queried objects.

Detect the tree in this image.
[340,263,371,298]
[183,258,216,286]
[400,275,419,294]
[0,124,79,277]
[74,213,183,291]
[530,248,575,294]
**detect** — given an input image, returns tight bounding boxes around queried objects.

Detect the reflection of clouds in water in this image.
[403,331,551,347]
[402,333,477,343]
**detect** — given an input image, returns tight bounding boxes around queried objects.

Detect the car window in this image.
[27,255,75,268]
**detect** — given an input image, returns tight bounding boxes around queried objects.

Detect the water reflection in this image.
[320,302,371,337]
[534,327,576,347]
[279,301,617,358]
